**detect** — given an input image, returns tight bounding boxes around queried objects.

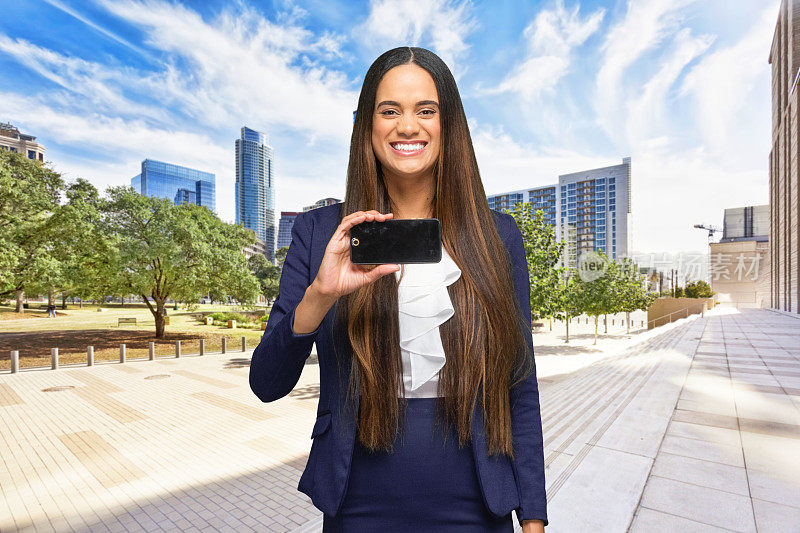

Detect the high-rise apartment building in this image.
[303,197,341,212]
[131,159,216,212]
[769,0,800,313]
[0,122,45,162]
[487,158,632,269]
[235,126,276,261]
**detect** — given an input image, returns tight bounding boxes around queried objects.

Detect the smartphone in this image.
[350,218,441,264]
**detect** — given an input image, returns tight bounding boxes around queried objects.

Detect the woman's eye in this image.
[420,109,435,115]
[380,109,398,116]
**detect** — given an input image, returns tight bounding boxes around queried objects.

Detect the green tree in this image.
[102,187,261,337]
[552,269,583,343]
[46,178,118,309]
[275,246,289,268]
[0,151,64,313]
[508,201,566,323]
[248,253,281,303]
[685,280,714,298]
[615,257,657,334]
[574,250,616,345]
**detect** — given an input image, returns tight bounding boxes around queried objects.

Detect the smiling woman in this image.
[249,46,547,533]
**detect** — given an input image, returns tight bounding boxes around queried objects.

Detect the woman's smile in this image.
[389,140,428,156]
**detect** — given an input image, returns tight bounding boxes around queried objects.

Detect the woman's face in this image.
[371,63,441,182]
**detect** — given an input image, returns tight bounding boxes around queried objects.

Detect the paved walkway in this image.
[0,308,798,532]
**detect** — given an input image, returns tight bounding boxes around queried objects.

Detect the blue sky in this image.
[0,0,778,255]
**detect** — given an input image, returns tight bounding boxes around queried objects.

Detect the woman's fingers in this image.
[361,262,401,284]
[335,211,393,240]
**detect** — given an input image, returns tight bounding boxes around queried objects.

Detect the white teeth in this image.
[392,143,425,152]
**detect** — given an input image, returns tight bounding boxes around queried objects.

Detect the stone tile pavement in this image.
[1,307,798,532]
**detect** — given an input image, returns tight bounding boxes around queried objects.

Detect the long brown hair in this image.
[335,46,533,459]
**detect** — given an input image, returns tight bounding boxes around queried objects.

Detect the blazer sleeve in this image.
[505,214,549,527]
[249,211,322,403]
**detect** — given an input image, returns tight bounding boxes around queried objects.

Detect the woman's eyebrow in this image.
[376,100,439,108]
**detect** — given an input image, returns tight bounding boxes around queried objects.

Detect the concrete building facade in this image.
[0,122,45,162]
[769,0,800,314]
[711,205,770,308]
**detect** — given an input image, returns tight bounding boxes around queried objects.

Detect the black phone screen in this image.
[349,218,441,264]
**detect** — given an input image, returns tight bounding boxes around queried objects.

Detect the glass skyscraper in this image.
[486,157,632,269]
[130,159,216,213]
[235,126,276,261]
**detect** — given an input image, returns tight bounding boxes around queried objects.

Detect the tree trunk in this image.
[15,290,24,314]
[48,287,55,308]
[154,301,166,338]
[603,314,607,334]
[594,315,598,345]
[626,311,630,334]
[549,317,552,331]
[61,293,67,309]
[565,315,570,343]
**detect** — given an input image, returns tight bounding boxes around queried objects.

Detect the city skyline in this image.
[0,0,777,256]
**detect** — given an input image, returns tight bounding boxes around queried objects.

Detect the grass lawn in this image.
[0,303,272,371]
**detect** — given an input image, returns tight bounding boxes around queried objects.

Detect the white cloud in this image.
[353,0,478,79]
[625,28,714,148]
[478,0,604,100]
[680,1,779,161]
[595,0,698,137]
[97,0,358,140]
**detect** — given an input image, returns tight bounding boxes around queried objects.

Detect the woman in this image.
[249,46,547,532]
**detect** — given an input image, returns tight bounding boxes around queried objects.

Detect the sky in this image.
[0,0,780,257]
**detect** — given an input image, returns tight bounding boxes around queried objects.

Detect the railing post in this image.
[199,339,205,356]
[87,346,94,366]
[51,348,58,370]
[11,350,19,373]
[241,336,247,352]
[175,340,181,358]
[149,341,155,360]
[221,337,227,354]
[120,344,126,363]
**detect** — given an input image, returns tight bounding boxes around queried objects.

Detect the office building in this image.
[235,126,276,262]
[277,199,342,250]
[0,122,45,162]
[131,159,216,212]
[769,0,800,313]
[710,205,770,308]
[277,212,301,250]
[487,157,632,269]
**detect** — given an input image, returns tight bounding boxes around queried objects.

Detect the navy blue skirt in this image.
[323,397,513,532]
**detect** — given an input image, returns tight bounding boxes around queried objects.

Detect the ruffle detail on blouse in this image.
[394,246,461,392]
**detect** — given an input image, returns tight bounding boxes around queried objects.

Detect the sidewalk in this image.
[0,307,797,532]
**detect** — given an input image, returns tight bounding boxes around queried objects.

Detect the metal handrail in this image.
[647,303,706,328]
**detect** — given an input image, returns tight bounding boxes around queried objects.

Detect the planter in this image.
[204,317,214,325]
[228,320,237,329]
[260,321,267,330]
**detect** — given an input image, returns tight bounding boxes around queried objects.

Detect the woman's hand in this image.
[292,210,398,335]
[310,210,400,299]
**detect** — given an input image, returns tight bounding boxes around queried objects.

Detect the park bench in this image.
[118,317,137,327]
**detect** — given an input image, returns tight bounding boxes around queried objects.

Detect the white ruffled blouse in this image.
[394,245,462,398]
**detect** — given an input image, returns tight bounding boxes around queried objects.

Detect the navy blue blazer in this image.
[249,203,548,527]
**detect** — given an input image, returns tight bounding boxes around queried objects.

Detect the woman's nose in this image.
[397,113,419,135]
